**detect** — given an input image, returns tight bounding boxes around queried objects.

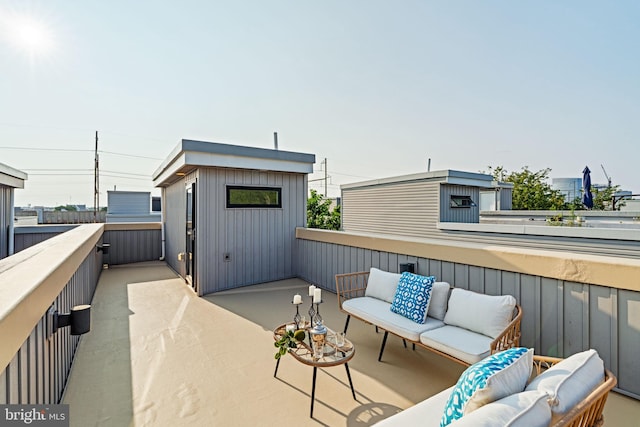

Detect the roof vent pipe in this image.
[427,158,431,172]
[274,132,278,150]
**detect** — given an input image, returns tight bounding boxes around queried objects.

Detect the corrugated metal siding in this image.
[342,181,440,238]
[0,186,11,259]
[102,229,162,265]
[196,168,306,294]
[440,184,480,223]
[1,246,101,404]
[107,192,150,214]
[500,188,512,210]
[294,236,640,399]
[14,232,65,253]
[163,180,188,277]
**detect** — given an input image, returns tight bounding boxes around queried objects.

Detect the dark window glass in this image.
[450,195,477,208]
[226,186,282,208]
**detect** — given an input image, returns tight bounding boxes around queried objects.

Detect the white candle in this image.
[308,285,316,297]
[313,288,322,304]
[293,294,302,304]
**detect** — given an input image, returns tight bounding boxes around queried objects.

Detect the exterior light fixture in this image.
[399,263,415,273]
[51,305,91,336]
[96,243,110,254]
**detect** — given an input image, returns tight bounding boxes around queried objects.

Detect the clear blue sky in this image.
[1,1,638,207]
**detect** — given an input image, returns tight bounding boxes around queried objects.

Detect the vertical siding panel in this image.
[8,357,18,403]
[0,368,6,404]
[441,261,454,284]
[501,272,519,300]
[484,269,500,296]
[19,344,28,403]
[539,278,561,356]
[28,329,37,403]
[618,289,640,396]
[519,275,538,350]
[454,264,469,289]
[563,282,586,356]
[428,259,442,281]
[468,266,483,293]
[589,285,615,371]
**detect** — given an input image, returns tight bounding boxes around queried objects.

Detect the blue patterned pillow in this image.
[440,347,533,427]
[389,272,435,324]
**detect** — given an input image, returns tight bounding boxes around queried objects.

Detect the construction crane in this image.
[600,164,612,188]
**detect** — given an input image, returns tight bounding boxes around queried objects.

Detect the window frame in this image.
[226,185,282,209]
[449,195,477,208]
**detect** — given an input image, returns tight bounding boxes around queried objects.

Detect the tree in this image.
[307,190,341,230]
[487,166,566,210]
[54,205,78,212]
[591,185,625,210]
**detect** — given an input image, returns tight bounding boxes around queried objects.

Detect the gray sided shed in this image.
[0,163,27,259]
[106,191,161,223]
[341,170,511,239]
[153,140,315,295]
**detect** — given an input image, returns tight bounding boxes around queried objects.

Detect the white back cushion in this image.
[364,268,401,303]
[450,390,551,427]
[525,349,605,414]
[427,281,450,321]
[444,288,516,338]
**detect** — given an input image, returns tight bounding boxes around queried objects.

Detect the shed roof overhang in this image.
[341,169,510,191]
[152,140,316,187]
[0,162,27,189]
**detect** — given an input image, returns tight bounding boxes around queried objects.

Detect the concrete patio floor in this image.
[63,261,640,426]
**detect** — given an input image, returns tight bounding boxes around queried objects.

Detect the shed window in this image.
[450,195,477,208]
[226,186,282,208]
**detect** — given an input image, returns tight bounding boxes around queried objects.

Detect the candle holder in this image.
[308,301,316,327]
[310,302,327,359]
[312,302,323,327]
[292,300,302,329]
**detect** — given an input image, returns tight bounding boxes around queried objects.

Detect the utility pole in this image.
[308,157,329,197]
[93,131,99,222]
[324,158,327,197]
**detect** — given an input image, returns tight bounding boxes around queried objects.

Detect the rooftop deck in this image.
[63,262,640,426]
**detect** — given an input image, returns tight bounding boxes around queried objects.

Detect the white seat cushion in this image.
[373,386,454,427]
[450,390,551,427]
[419,325,493,364]
[365,268,402,303]
[343,297,444,341]
[427,281,450,321]
[440,348,533,426]
[525,349,605,414]
[444,288,516,339]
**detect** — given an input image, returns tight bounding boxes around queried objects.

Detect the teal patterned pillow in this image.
[389,272,435,324]
[440,347,533,427]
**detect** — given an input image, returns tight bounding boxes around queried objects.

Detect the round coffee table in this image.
[273,323,357,417]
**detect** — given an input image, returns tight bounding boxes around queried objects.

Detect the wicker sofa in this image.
[335,268,523,366]
[374,351,617,427]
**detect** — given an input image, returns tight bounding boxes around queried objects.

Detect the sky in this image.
[1,1,638,207]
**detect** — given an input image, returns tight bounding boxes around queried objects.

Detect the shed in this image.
[106,191,161,223]
[152,139,315,295]
[341,170,512,239]
[0,162,27,259]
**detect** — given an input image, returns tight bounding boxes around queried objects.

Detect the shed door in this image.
[186,182,197,293]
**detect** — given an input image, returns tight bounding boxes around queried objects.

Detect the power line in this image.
[0,146,91,153]
[99,151,163,161]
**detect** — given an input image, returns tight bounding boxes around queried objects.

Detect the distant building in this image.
[106,191,161,223]
[552,178,582,203]
[0,162,27,259]
[340,170,512,239]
